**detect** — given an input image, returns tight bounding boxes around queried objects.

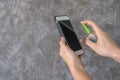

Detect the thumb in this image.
[86,36,97,50]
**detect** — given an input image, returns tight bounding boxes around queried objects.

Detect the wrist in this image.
[68,58,87,75]
[112,47,120,63]
[68,60,92,80]
[67,58,84,71]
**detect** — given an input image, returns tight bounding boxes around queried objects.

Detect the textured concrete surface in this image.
[0,0,120,80]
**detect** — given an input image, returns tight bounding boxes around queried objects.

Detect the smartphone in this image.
[54,15,83,55]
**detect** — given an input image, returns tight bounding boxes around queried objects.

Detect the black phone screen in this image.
[58,20,82,51]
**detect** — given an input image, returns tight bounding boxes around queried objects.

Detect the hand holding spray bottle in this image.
[81,24,97,43]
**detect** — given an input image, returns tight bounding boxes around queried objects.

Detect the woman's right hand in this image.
[81,20,120,62]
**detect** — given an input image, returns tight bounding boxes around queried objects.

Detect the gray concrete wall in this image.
[0,0,120,80]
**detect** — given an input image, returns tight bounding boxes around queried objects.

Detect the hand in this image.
[59,37,83,67]
[81,20,120,59]
[59,37,92,80]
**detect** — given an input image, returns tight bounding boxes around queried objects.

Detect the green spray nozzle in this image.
[81,24,92,35]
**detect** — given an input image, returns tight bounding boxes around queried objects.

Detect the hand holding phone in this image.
[55,15,83,55]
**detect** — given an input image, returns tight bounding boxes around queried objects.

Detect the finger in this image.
[86,36,97,50]
[79,38,86,46]
[59,47,62,56]
[81,20,102,37]
[59,37,68,48]
[79,39,85,47]
[79,39,83,44]
[79,39,86,54]
[92,31,97,36]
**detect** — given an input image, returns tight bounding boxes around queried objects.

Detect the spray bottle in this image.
[81,24,97,43]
